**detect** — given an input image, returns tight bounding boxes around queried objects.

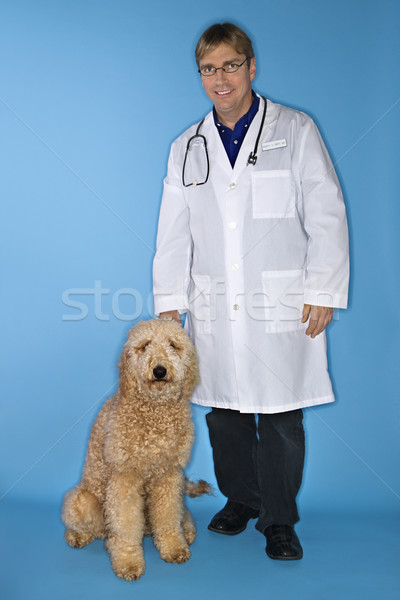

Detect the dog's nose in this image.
[153,365,167,380]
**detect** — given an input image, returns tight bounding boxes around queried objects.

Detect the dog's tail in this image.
[184,477,213,498]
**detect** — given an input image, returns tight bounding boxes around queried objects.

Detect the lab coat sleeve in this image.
[300,117,349,309]
[153,142,192,315]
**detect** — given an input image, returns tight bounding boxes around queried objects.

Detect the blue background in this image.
[1,0,399,598]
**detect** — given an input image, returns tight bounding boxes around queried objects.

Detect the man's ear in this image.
[249,57,256,81]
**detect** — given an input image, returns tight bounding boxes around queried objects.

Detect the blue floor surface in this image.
[1,496,399,600]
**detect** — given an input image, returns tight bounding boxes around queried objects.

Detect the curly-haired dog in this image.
[62,318,210,581]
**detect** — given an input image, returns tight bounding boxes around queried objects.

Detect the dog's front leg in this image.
[104,471,146,581]
[148,467,191,564]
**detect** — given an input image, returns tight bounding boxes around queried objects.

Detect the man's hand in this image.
[302,304,334,338]
[159,310,181,325]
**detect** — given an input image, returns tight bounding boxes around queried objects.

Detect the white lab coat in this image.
[153,95,349,413]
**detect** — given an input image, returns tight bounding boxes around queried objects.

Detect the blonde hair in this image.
[195,22,255,67]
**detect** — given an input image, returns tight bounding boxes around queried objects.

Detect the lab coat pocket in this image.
[188,274,211,334]
[262,269,305,333]
[252,170,295,219]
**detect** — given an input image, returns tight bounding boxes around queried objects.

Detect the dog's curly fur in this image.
[62,318,210,581]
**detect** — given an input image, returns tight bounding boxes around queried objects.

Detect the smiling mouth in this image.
[215,90,233,96]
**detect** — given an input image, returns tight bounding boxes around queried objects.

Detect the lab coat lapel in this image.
[202,113,233,199]
[204,112,231,172]
[202,97,280,198]
[232,96,279,179]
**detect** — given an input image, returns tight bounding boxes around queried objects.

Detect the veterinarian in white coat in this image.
[153,23,349,560]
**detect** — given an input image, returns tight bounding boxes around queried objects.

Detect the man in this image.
[153,23,349,561]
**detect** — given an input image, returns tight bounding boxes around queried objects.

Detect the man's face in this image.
[199,42,256,125]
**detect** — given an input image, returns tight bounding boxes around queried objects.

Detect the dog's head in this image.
[118,319,199,401]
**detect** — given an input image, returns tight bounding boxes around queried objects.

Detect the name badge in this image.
[262,138,287,151]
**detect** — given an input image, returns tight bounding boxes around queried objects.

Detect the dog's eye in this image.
[136,341,150,353]
[169,341,182,352]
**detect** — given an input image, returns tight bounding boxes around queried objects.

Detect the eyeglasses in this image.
[198,58,248,77]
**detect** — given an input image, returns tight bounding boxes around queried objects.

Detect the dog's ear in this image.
[118,344,138,398]
[181,340,200,399]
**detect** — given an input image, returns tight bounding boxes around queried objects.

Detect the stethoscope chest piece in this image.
[246,96,267,166]
[182,96,267,187]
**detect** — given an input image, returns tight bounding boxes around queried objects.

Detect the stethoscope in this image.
[182,96,267,187]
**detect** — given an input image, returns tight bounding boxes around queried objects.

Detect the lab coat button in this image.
[229,182,236,189]
[228,221,237,229]
[232,263,239,271]
[233,304,240,311]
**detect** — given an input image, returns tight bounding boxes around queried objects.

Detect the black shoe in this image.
[265,524,303,560]
[208,500,259,535]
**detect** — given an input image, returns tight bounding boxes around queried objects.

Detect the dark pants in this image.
[206,408,305,534]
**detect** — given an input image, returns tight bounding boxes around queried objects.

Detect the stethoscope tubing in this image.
[182,118,209,187]
[182,96,267,188]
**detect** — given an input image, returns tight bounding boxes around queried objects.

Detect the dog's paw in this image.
[65,528,94,548]
[183,522,196,545]
[183,527,196,546]
[182,509,196,545]
[107,540,145,581]
[112,560,145,582]
[160,543,191,564]
[111,552,145,581]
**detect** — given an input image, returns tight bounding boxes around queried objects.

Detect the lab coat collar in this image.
[202,94,279,180]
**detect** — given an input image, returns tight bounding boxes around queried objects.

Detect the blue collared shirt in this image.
[213,92,260,167]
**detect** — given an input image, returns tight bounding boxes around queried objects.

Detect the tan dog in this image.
[62,319,210,581]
